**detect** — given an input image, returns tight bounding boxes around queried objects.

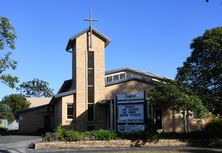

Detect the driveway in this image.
[0,135,41,153]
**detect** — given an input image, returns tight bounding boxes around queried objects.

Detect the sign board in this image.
[117,93,144,101]
[116,92,146,133]
[117,104,144,123]
[118,124,145,133]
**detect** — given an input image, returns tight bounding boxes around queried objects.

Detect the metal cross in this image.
[84,9,99,48]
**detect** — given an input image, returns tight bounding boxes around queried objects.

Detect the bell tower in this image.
[66,12,111,131]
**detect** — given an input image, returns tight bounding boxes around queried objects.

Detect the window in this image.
[127,73,133,78]
[88,52,94,68]
[120,73,126,79]
[88,69,94,86]
[113,75,119,81]
[88,104,94,121]
[67,104,73,119]
[88,51,95,121]
[88,86,94,102]
[106,76,112,83]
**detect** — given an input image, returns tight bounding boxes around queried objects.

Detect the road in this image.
[0,135,41,153]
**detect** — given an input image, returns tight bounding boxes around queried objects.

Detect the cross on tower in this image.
[84,9,99,48]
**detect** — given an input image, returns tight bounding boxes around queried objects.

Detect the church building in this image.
[18,20,204,134]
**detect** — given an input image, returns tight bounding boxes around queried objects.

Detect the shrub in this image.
[51,124,222,142]
[204,118,222,137]
[42,132,58,142]
[91,129,118,140]
[63,130,82,141]
[0,126,7,132]
[56,124,64,140]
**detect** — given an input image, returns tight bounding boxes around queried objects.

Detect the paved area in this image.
[0,135,41,153]
[29,147,222,153]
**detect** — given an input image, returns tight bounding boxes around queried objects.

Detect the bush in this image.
[56,124,64,140]
[0,126,7,132]
[42,132,58,142]
[204,118,222,137]
[91,129,118,140]
[54,125,118,141]
[63,130,82,141]
[49,124,222,142]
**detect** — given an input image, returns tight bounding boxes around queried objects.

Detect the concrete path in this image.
[0,135,41,153]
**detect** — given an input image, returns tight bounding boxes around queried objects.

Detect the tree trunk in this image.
[186,110,190,133]
[183,110,188,133]
[172,109,176,132]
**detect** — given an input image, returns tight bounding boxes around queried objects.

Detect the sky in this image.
[1,0,222,99]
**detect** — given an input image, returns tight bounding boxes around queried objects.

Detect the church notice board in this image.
[116,92,147,133]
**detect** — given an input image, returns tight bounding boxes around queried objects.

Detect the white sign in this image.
[117,93,144,101]
[117,104,144,123]
[118,124,145,133]
[117,100,144,104]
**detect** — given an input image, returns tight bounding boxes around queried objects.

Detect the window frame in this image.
[67,103,74,119]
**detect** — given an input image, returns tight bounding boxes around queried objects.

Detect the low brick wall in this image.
[35,140,189,149]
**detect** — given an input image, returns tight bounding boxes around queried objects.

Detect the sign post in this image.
[116,92,146,133]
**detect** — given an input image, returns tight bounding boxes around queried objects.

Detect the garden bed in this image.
[35,139,188,149]
[35,139,222,149]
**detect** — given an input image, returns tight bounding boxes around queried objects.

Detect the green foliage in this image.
[63,130,82,141]
[1,94,30,114]
[17,78,54,97]
[54,125,118,141]
[0,103,12,112]
[176,27,222,115]
[56,124,64,140]
[0,103,14,122]
[0,126,7,132]
[91,129,118,140]
[0,17,16,50]
[0,112,15,122]
[205,118,222,136]
[46,125,222,142]
[0,16,18,88]
[148,82,208,118]
[42,132,58,142]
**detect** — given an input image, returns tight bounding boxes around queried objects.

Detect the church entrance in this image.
[44,114,51,131]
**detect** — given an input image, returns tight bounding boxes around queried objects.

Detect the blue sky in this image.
[1,0,222,99]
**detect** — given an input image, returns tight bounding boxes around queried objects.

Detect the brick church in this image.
[18,20,204,134]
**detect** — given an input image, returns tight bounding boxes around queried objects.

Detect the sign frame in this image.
[115,91,147,133]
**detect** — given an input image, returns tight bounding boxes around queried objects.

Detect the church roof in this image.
[105,67,171,80]
[66,26,111,51]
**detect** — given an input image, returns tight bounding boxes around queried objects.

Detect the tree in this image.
[148,81,208,132]
[0,103,14,122]
[17,78,54,97]
[1,94,30,114]
[176,27,222,115]
[0,16,19,88]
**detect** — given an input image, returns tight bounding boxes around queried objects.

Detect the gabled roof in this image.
[54,90,76,99]
[66,26,111,51]
[16,104,51,115]
[52,79,76,99]
[57,79,74,94]
[105,67,172,80]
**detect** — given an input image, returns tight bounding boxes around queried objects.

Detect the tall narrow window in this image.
[88,51,94,121]
[88,52,94,68]
[67,104,73,119]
